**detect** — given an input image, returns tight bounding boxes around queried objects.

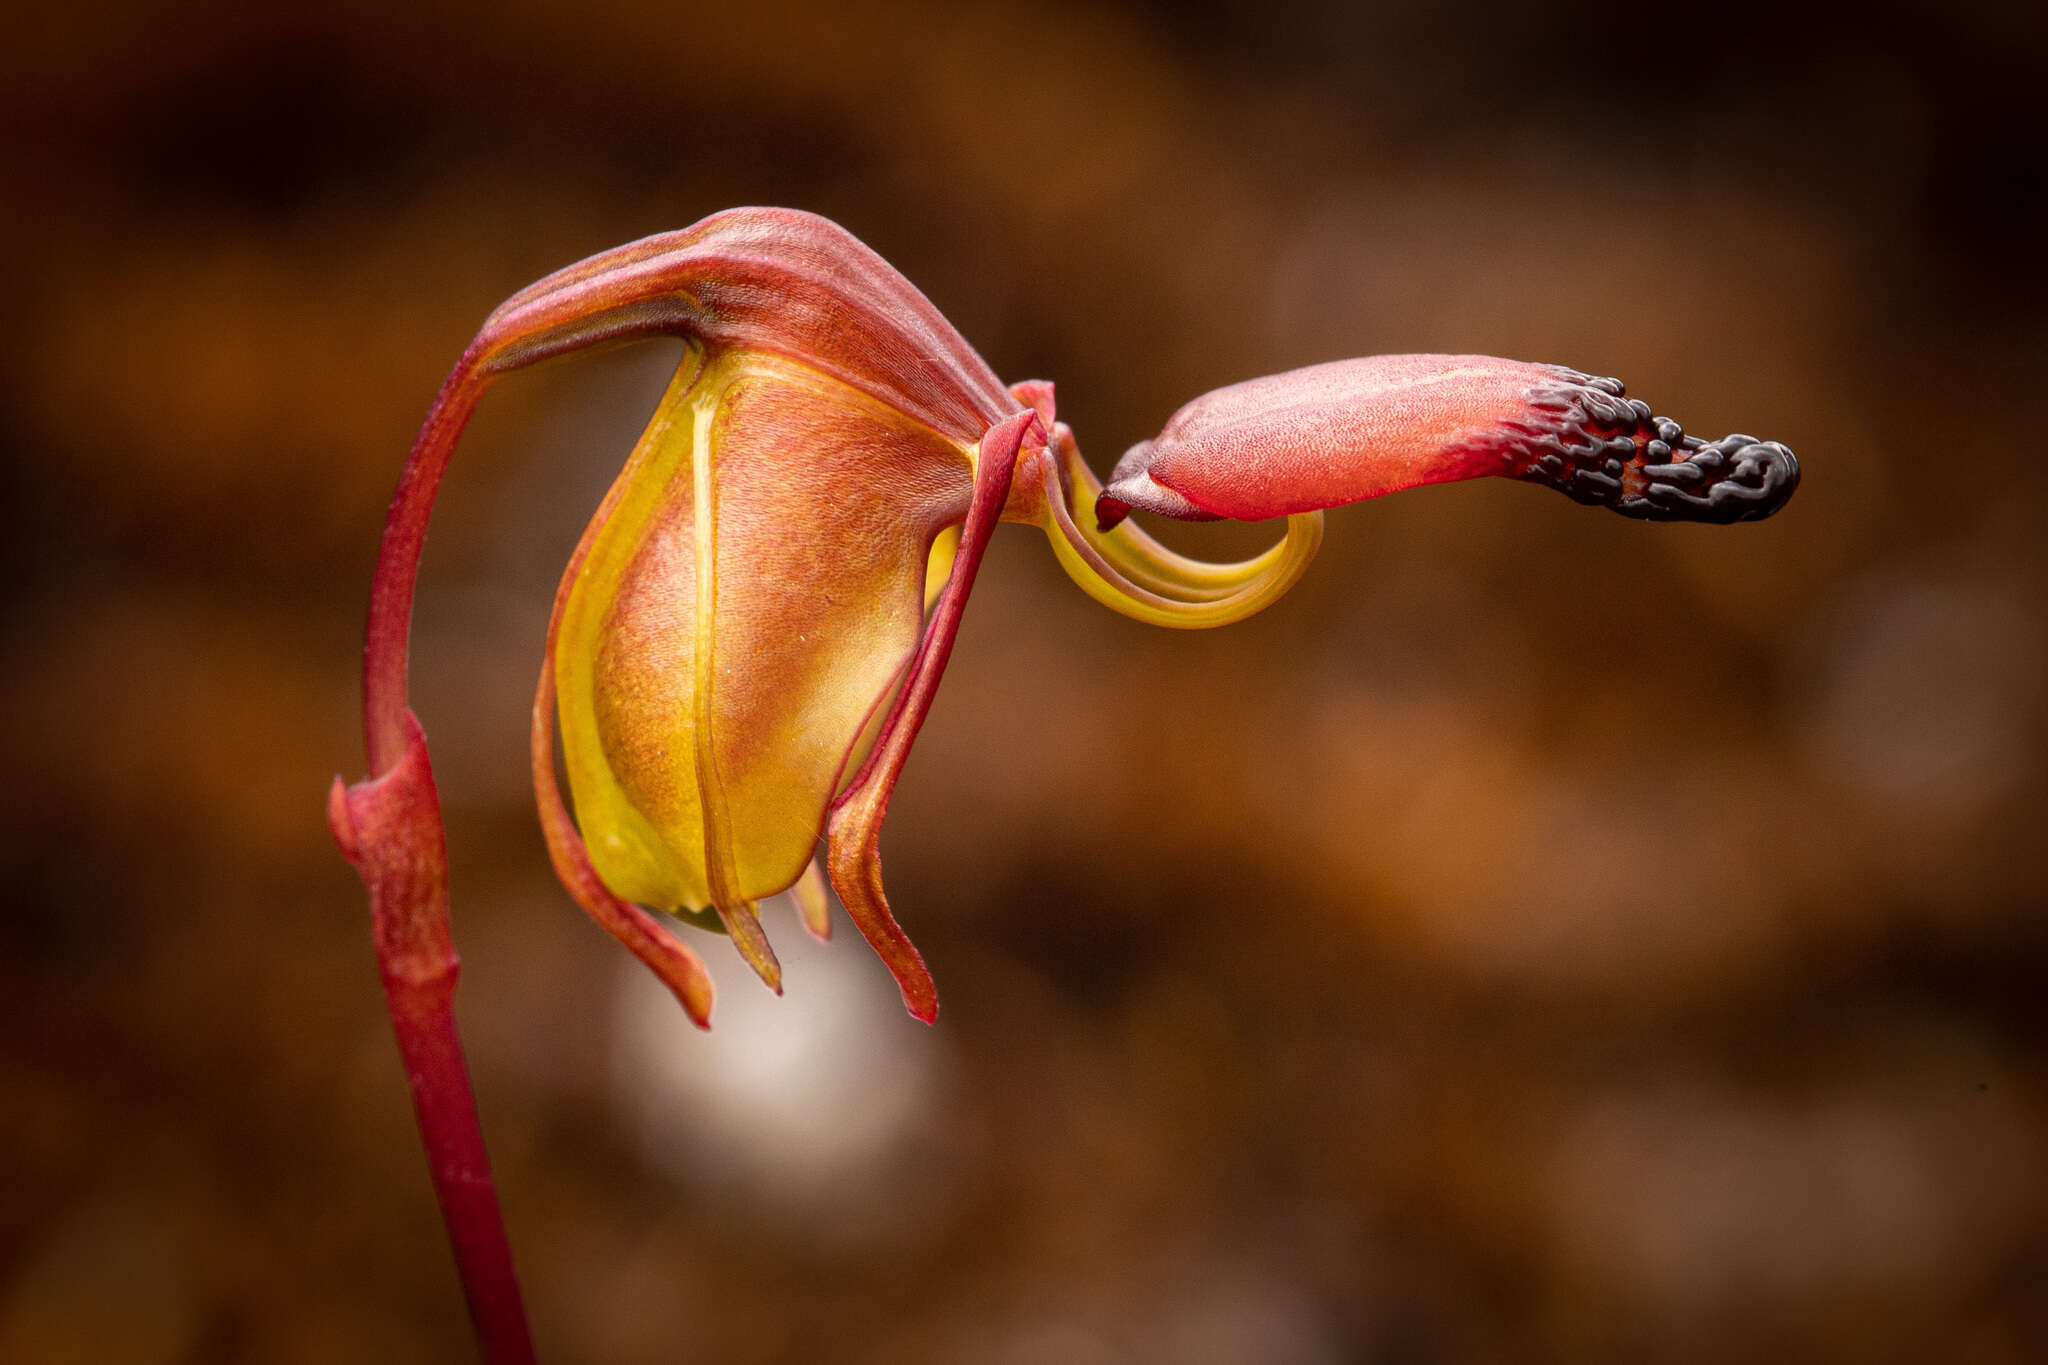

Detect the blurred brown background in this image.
[4,0,2045,1360]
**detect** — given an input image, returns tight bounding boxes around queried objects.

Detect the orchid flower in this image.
[327,207,1795,1359]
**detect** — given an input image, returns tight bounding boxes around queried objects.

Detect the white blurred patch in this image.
[609,896,952,1242]
[1801,568,2046,810]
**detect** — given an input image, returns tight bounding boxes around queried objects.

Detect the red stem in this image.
[363,347,492,774]
[336,334,536,1360]
[341,243,696,1358]
[342,251,712,1354]
[381,956,537,1365]
[329,716,537,1364]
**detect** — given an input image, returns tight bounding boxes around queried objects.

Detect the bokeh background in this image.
[4,0,2045,1360]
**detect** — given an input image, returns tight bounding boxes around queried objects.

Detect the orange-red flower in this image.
[337,207,1797,1031]
[326,207,1795,1356]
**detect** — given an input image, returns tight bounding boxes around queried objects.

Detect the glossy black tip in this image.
[1615,433,1800,524]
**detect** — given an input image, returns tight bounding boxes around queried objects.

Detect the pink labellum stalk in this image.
[329,207,1796,1359]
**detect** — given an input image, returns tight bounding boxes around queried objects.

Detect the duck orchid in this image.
[328,207,1794,1359]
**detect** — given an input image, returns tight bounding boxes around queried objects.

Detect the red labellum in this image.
[1098,354,1797,528]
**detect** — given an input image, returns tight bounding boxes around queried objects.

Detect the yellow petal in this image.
[550,347,974,956]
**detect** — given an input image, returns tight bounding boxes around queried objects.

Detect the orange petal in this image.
[551,347,979,975]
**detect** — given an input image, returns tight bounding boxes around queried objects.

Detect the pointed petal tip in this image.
[722,912,783,993]
[737,944,784,995]
[606,936,718,1029]
[876,937,937,1022]
[668,968,717,1030]
[823,820,941,1029]
[792,860,833,942]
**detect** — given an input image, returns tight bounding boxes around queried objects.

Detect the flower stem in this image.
[334,322,540,1357]
[341,246,685,1358]
[379,960,537,1364]
[330,716,538,1363]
